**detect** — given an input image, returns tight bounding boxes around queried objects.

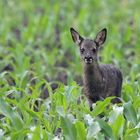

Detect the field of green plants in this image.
[0,0,140,139]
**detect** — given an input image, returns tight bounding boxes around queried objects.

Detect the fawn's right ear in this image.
[70,27,83,45]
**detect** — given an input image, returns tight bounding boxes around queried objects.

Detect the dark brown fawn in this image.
[70,27,123,111]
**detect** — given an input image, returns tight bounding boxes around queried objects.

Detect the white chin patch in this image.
[85,59,93,64]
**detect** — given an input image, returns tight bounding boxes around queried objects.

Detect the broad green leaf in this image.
[75,121,86,140]
[56,106,65,117]
[109,106,123,123]
[87,122,101,139]
[97,119,115,140]
[0,129,5,140]
[53,92,67,110]
[0,98,23,130]
[32,125,43,140]
[123,101,137,125]
[124,134,138,140]
[127,128,140,135]
[133,97,140,109]
[96,132,105,140]
[92,97,114,116]
[111,114,125,139]
[61,117,77,140]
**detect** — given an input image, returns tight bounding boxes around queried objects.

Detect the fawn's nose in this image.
[84,56,93,64]
[85,56,92,60]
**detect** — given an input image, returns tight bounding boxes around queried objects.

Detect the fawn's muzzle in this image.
[84,56,93,64]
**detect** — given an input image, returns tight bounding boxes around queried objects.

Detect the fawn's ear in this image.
[70,27,83,45]
[95,28,107,46]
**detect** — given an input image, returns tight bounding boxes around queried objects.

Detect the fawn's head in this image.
[70,27,107,65]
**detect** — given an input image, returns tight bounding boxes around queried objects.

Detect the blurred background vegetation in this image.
[0,0,140,139]
[0,0,140,85]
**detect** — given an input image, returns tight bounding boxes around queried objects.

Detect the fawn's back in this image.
[97,64,122,98]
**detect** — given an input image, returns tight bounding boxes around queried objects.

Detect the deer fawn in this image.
[70,27,123,110]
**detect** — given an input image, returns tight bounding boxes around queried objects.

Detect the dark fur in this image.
[70,27,123,110]
[84,63,122,109]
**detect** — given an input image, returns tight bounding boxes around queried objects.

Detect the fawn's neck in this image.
[84,61,102,81]
[83,61,103,94]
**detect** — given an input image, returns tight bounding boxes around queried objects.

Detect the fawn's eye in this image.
[80,48,85,53]
[92,48,96,53]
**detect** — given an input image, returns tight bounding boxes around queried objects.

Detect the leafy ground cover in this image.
[0,0,140,139]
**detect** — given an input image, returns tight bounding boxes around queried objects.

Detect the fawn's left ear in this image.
[70,27,84,46]
[95,28,107,46]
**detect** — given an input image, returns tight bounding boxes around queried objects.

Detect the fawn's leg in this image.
[88,98,94,111]
[88,96,100,111]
